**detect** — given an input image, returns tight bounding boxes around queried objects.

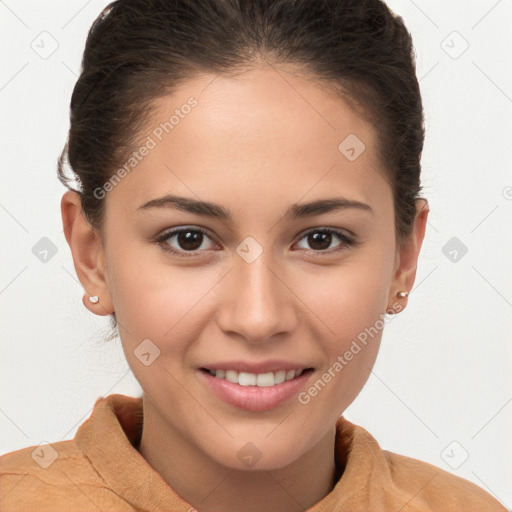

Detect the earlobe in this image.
[387,199,429,312]
[61,190,114,316]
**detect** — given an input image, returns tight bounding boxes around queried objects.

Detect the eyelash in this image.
[155,226,356,258]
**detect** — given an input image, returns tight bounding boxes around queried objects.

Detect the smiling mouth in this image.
[200,368,314,387]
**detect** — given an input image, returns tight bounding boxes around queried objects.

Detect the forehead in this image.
[107,64,390,217]
[157,64,376,155]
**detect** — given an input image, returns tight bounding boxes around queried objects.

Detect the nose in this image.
[216,251,298,344]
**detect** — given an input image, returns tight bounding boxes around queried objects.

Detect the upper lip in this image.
[200,360,314,374]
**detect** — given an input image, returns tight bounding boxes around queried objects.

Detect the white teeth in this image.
[256,372,275,387]
[225,370,239,384]
[207,368,306,386]
[275,370,286,384]
[238,372,256,386]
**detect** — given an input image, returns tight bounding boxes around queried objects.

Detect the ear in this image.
[61,190,114,316]
[387,198,429,313]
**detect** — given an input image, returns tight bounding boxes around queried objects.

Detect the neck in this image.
[138,398,338,512]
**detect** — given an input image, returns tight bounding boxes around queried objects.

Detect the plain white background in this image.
[1,0,511,508]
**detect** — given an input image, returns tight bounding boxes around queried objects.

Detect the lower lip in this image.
[197,369,313,412]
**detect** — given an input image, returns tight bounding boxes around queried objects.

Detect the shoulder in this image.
[381,448,507,511]
[0,439,133,511]
[334,417,507,512]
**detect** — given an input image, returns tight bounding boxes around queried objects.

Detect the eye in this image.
[156,226,355,258]
[294,228,354,253]
[156,226,219,256]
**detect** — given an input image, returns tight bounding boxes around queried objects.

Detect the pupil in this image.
[178,231,202,250]
[309,232,331,250]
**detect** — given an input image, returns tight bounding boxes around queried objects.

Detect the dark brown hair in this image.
[57,0,425,336]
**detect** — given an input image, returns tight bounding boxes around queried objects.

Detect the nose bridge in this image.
[217,247,296,343]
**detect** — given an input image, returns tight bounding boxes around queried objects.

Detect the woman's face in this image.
[90,65,412,469]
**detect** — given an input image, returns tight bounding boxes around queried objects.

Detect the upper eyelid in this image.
[298,226,354,240]
[158,225,215,242]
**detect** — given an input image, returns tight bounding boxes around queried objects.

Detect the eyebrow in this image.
[136,194,373,221]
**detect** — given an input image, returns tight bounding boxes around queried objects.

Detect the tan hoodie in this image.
[0,393,506,511]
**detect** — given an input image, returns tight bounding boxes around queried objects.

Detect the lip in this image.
[197,367,314,412]
[199,359,313,374]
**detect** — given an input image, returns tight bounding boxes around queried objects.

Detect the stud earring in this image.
[396,291,409,298]
[89,296,99,304]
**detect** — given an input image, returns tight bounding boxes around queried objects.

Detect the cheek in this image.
[106,247,223,353]
[288,248,393,411]
[107,261,214,400]
[296,251,393,339]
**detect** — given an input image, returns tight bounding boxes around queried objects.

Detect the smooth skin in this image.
[62,63,428,512]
